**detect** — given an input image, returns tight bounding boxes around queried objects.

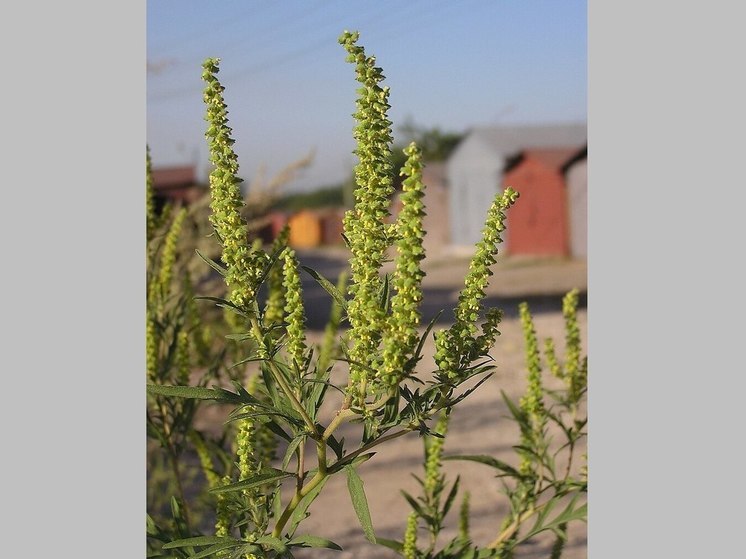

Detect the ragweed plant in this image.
[147,30,585,559]
[440,290,587,559]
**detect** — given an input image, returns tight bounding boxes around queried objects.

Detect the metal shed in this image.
[445,123,586,248]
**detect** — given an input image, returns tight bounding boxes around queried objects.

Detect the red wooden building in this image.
[150,165,204,209]
[502,148,579,257]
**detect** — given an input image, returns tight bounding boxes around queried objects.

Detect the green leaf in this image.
[210,469,294,494]
[193,296,249,318]
[400,490,426,518]
[282,435,306,471]
[287,476,330,537]
[501,389,527,424]
[446,373,493,407]
[301,265,348,311]
[253,535,287,553]
[442,475,461,517]
[262,418,294,442]
[443,455,521,479]
[146,514,159,537]
[146,384,243,404]
[375,538,403,553]
[344,465,376,543]
[162,536,239,550]
[286,535,343,551]
[186,541,247,559]
[195,249,227,277]
[518,496,587,544]
[414,311,442,361]
[326,433,345,461]
[328,451,375,473]
[270,486,284,525]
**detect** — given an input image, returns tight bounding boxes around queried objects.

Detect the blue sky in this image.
[147,0,587,192]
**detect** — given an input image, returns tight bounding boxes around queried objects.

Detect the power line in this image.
[147,2,275,55]
[148,0,435,102]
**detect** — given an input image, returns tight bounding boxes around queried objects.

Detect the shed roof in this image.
[560,145,588,175]
[504,147,581,174]
[468,123,587,156]
[151,165,197,191]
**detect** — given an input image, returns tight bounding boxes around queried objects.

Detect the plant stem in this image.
[487,506,536,549]
[271,468,326,537]
[156,400,192,531]
[330,428,411,471]
[248,316,318,437]
[322,408,356,440]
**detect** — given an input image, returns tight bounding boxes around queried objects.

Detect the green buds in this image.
[202,57,266,311]
[403,511,419,559]
[339,30,396,403]
[381,142,427,386]
[434,187,519,380]
[281,248,307,370]
[518,302,546,475]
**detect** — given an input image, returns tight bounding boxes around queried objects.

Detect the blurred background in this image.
[147,0,587,261]
[147,3,588,557]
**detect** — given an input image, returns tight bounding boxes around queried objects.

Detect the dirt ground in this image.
[194,247,588,558]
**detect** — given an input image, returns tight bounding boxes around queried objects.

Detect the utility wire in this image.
[148,0,437,102]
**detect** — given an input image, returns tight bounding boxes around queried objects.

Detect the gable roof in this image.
[560,144,588,175]
[468,123,587,156]
[151,165,197,191]
[504,147,581,174]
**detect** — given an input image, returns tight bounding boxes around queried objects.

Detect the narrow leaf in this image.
[301,265,348,311]
[442,475,461,517]
[443,455,521,479]
[375,538,404,553]
[195,249,227,277]
[253,535,287,553]
[286,535,343,551]
[162,536,239,549]
[185,541,244,559]
[210,469,294,494]
[287,476,330,537]
[282,435,306,471]
[146,384,242,404]
[345,465,377,543]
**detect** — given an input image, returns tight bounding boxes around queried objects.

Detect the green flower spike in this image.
[423,411,449,498]
[202,58,267,311]
[145,314,157,381]
[518,301,546,475]
[175,329,190,385]
[215,475,232,538]
[190,431,221,490]
[281,248,307,372]
[434,187,519,380]
[402,511,419,559]
[562,288,587,403]
[381,142,427,387]
[459,491,471,542]
[263,225,290,329]
[543,288,587,405]
[156,207,187,302]
[339,30,395,403]
[146,146,156,241]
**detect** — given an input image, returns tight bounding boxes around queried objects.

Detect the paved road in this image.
[294,246,587,330]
